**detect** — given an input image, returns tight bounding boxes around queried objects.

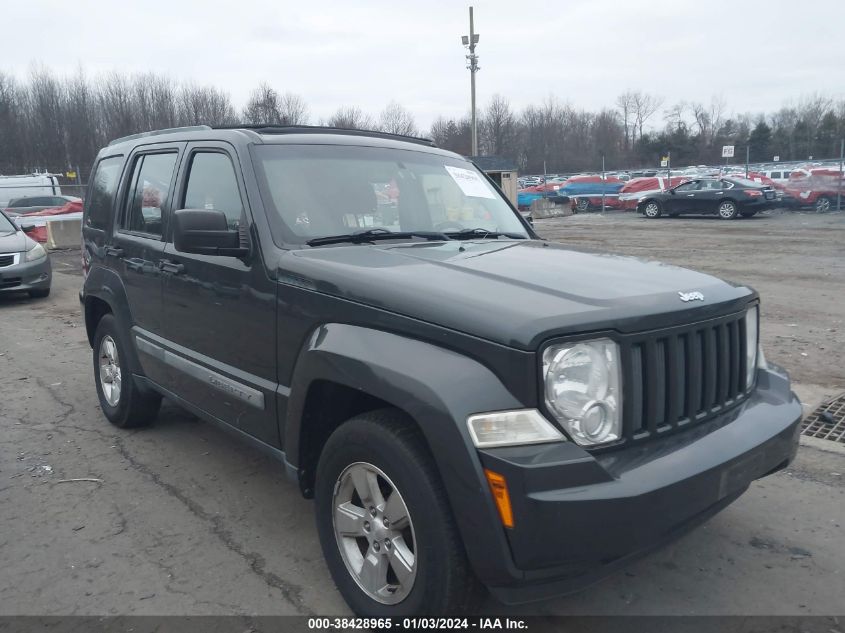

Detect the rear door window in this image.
[86,156,124,230]
[120,153,178,237]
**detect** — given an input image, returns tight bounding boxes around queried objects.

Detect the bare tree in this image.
[480,94,516,156]
[326,105,374,130]
[690,95,726,146]
[615,91,635,150]
[278,93,309,125]
[179,84,236,126]
[631,91,663,143]
[377,102,418,136]
[243,83,282,125]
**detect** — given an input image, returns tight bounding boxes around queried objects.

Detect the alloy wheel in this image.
[718,201,737,219]
[815,197,831,212]
[98,335,122,407]
[332,462,417,604]
[644,202,660,218]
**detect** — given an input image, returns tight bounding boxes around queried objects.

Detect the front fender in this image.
[286,323,527,586]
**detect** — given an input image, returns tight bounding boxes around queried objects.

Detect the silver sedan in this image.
[0,210,52,299]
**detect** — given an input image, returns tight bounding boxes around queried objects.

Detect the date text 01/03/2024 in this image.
[307,617,528,629]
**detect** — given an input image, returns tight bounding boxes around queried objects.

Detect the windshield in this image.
[0,211,16,234]
[252,144,528,244]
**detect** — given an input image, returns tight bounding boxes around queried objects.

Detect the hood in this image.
[283,240,754,350]
[0,229,29,254]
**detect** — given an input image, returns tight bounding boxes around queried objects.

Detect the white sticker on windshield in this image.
[444,165,496,199]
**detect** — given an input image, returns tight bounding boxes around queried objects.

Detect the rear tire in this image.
[815,196,832,212]
[718,200,738,220]
[93,314,161,428]
[315,409,483,616]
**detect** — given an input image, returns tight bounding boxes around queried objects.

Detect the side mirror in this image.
[172,209,248,257]
[20,224,37,233]
[669,189,676,195]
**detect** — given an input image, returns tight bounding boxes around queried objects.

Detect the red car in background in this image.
[781,168,844,212]
[8,199,84,243]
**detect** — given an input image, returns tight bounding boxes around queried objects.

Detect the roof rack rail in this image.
[213,124,437,147]
[108,125,212,146]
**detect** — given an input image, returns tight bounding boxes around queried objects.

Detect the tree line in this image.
[1,66,844,181]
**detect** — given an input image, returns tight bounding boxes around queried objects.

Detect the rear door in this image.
[160,142,279,447]
[694,179,726,212]
[110,143,184,385]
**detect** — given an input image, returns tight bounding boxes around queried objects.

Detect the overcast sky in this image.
[4,0,844,129]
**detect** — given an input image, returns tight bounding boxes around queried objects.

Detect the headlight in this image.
[24,243,47,262]
[467,409,564,448]
[543,338,621,446]
[745,305,759,389]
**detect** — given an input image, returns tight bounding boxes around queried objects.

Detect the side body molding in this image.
[284,323,527,585]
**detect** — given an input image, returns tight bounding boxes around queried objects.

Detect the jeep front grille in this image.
[621,310,750,441]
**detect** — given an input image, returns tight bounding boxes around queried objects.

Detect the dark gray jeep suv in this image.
[81,125,802,616]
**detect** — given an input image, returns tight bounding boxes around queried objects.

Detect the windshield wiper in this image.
[443,228,527,240]
[306,228,450,247]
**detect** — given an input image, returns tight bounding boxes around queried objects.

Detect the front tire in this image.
[575,198,590,212]
[643,201,662,218]
[315,409,482,616]
[718,200,738,220]
[93,314,161,428]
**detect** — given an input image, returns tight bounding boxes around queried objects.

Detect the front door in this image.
[160,143,279,447]
[667,180,699,214]
[111,144,184,385]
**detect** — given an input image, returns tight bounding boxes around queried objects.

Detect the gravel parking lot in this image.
[1,210,843,617]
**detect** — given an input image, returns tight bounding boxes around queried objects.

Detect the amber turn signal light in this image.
[484,468,514,528]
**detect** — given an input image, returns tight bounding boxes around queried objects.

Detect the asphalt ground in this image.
[1,210,843,618]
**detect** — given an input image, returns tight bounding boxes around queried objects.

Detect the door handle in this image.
[687,194,695,197]
[159,259,185,275]
[105,246,124,257]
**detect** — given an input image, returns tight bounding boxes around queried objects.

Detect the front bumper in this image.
[0,254,52,294]
[473,366,801,604]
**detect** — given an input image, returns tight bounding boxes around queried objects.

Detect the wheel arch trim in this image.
[285,322,527,585]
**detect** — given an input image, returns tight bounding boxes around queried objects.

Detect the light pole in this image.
[461,7,480,156]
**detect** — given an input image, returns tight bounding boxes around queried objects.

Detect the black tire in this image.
[315,409,483,616]
[814,196,832,213]
[28,287,50,298]
[717,200,738,220]
[92,314,161,428]
[642,200,662,218]
[575,198,590,212]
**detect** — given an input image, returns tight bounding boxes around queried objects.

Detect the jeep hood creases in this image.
[284,240,754,350]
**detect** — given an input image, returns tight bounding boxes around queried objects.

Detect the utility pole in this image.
[601,153,606,212]
[745,145,750,178]
[462,7,480,156]
[838,138,844,212]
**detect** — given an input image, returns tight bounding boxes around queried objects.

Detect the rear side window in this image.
[86,156,124,229]
[770,172,781,179]
[181,152,244,229]
[121,153,178,236]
